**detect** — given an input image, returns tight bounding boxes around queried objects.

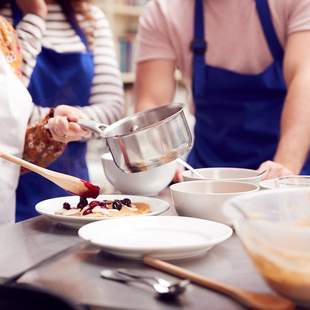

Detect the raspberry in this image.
[89,201,100,208]
[82,208,92,216]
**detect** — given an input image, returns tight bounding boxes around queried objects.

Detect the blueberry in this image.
[78,197,88,209]
[122,198,132,207]
[99,202,107,208]
[63,202,71,210]
[112,200,123,210]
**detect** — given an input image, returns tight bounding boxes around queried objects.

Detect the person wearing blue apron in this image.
[187,0,310,174]
[12,2,94,221]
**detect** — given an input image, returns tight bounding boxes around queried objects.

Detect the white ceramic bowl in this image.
[182,167,265,184]
[170,180,259,225]
[101,153,177,196]
[225,188,310,306]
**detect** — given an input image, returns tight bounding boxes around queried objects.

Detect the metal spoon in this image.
[100,269,188,299]
[117,268,189,295]
[176,158,205,179]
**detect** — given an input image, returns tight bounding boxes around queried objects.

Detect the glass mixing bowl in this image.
[225,188,310,306]
[277,175,310,188]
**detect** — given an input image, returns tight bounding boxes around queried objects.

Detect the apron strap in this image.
[69,17,89,50]
[58,2,90,50]
[11,1,89,50]
[192,0,207,100]
[255,0,284,62]
[11,0,22,27]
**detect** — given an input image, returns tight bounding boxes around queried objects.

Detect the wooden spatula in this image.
[143,256,295,310]
[0,151,101,198]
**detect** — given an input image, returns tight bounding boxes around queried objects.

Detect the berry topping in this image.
[80,180,100,199]
[82,208,93,216]
[63,202,71,210]
[99,202,107,208]
[89,201,100,208]
[102,200,112,204]
[112,200,123,211]
[77,197,88,209]
[122,198,132,207]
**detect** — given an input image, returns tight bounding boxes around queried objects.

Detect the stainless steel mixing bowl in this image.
[79,103,193,173]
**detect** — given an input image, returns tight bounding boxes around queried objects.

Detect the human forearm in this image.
[16,14,46,86]
[81,98,124,125]
[260,31,310,178]
[135,60,177,112]
[274,72,310,174]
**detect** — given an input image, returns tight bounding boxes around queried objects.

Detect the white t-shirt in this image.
[136,0,310,89]
[0,52,33,224]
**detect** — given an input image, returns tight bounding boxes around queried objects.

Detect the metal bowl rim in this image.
[103,103,186,139]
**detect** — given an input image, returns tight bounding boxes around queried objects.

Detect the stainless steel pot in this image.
[79,103,193,173]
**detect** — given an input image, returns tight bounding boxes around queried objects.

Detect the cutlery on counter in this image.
[143,256,295,310]
[100,269,189,300]
[176,158,205,179]
[0,151,101,198]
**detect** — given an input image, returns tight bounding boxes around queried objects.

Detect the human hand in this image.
[16,0,48,19]
[47,105,91,143]
[171,166,184,183]
[258,160,294,180]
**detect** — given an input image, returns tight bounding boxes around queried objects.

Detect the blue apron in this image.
[188,0,310,174]
[12,2,94,221]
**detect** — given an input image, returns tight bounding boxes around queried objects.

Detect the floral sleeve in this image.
[0,16,66,170]
[0,16,22,77]
[22,109,66,173]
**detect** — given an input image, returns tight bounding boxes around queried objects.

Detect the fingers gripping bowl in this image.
[225,188,310,306]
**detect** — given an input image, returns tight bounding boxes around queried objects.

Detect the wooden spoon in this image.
[143,256,295,310]
[0,151,101,198]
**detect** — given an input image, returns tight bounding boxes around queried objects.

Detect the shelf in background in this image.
[122,70,184,85]
[113,4,144,17]
[122,72,135,84]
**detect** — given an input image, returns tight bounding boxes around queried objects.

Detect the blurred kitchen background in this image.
[87,0,194,192]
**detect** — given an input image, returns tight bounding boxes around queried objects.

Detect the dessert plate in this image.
[78,216,233,260]
[35,195,170,228]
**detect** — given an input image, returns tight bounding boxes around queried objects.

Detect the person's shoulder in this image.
[87,4,109,27]
[144,0,189,24]
[88,4,108,21]
[270,0,310,35]
[148,0,187,13]
[271,0,310,12]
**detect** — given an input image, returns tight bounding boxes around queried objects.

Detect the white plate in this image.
[78,216,233,260]
[35,195,170,228]
[259,178,278,190]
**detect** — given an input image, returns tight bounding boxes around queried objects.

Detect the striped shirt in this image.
[1,3,124,125]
